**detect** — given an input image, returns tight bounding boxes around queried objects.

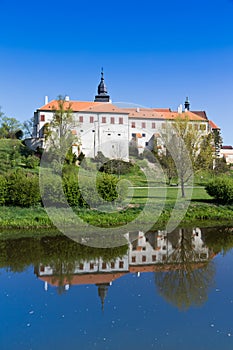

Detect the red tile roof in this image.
[39,100,211,123]
[38,271,128,287]
[191,111,208,120]
[123,107,207,121]
[39,100,126,114]
[209,120,220,129]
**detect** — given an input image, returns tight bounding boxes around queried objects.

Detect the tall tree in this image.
[22,116,34,138]
[195,133,214,171]
[159,149,177,185]
[0,115,22,139]
[212,129,222,157]
[44,96,80,164]
[163,116,213,197]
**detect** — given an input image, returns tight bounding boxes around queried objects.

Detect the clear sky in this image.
[0,0,233,144]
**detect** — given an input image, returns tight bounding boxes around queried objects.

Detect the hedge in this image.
[205,176,233,204]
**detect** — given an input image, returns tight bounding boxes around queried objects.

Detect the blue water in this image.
[0,250,233,350]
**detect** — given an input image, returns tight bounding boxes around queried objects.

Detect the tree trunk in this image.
[181,177,185,198]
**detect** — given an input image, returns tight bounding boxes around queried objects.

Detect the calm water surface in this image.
[0,227,233,350]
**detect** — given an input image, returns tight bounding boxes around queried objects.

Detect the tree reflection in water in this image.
[154,228,215,310]
[1,226,233,302]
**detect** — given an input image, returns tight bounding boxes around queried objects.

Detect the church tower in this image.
[96,283,110,311]
[94,68,111,102]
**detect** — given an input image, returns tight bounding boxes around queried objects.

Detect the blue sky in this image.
[0,0,233,144]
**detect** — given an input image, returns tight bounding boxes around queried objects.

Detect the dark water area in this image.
[1,226,233,349]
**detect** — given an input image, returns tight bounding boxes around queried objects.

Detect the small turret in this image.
[94,68,110,102]
[96,283,110,311]
[184,97,190,111]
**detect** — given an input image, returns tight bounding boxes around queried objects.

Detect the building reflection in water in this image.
[34,227,215,310]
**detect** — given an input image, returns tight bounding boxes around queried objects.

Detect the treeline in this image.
[0,235,128,273]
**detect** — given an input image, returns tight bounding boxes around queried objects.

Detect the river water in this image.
[0,226,233,350]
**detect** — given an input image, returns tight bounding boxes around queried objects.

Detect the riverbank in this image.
[0,201,233,236]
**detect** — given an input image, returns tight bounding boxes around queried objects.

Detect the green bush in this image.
[99,159,133,175]
[205,176,233,204]
[25,155,40,169]
[0,175,7,205]
[63,173,127,208]
[97,173,119,202]
[40,173,67,207]
[63,176,87,207]
[5,171,41,207]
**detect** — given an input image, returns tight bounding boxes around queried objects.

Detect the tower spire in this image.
[96,283,110,312]
[184,96,190,111]
[94,69,110,102]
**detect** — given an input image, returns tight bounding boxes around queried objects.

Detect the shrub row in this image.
[0,170,127,208]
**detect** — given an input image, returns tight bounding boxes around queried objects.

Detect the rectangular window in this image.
[132,133,136,138]
[131,122,135,128]
[90,263,94,270]
[102,262,107,269]
[142,133,146,137]
[119,261,124,269]
[79,263,84,270]
[111,262,115,269]
[40,115,45,122]
[110,117,115,124]
[152,122,156,129]
[142,255,146,262]
[162,123,166,129]
[102,117,106,123]
[119,117,123,124]
[194,124,198,130]
[132,256,136,263]
[142,122,146,129]
[200,124,206,131]
[79,116,83,123]
[152,255,156,262]
[90,116,94,123]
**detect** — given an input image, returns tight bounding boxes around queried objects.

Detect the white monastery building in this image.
[30,70,220,160]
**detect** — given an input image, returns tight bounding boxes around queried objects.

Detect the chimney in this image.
[136,107,140,112]
[45,96,48,105]
[65,95,70,102]
[177,104,183,114]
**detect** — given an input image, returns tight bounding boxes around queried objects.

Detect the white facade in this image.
[33,103,129,160]
[31,90,211,161]
[220,148,233,164]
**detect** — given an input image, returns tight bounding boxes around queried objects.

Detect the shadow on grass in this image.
[190,198,215,204]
